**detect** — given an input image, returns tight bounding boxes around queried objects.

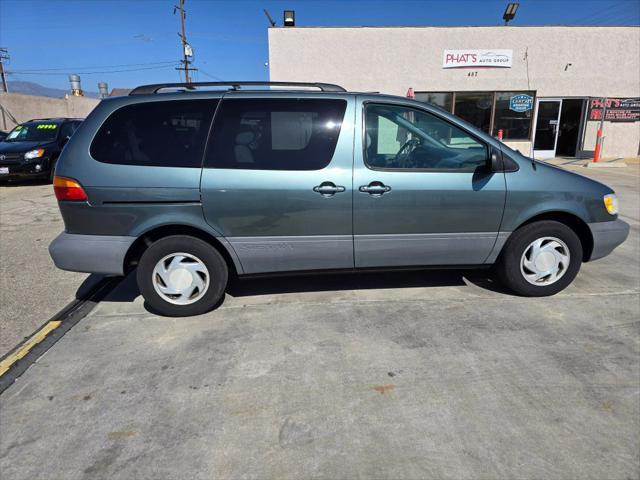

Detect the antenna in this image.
[263,9,276,27]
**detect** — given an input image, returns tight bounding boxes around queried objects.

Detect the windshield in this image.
[4,122,60,142]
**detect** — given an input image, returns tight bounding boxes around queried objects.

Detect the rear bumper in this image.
[587,219,630,261]
[49,232,136,276]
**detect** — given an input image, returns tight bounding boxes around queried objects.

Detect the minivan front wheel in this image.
[136,235,228,316]
[497,221,582,297]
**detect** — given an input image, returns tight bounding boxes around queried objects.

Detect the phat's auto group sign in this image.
[588,98,640,122]
[443,49,513,68]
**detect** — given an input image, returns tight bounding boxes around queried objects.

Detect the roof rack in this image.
[129,81,346,95]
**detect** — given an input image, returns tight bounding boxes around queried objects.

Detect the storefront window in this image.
[493,92,535,140]
[415,92,453,112]
[454,92,493,133]
[413,90,537,139]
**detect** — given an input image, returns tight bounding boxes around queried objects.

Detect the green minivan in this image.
[49,82,629,316]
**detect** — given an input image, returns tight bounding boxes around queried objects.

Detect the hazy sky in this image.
[1,0,638,91]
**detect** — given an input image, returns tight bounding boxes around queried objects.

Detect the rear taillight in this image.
[53,176,88,201]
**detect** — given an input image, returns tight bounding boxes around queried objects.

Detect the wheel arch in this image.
[123,224,243,276]
[510,211,594,262]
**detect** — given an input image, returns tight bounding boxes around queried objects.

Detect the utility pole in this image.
[0,48,9,93]
[174,0,196,83]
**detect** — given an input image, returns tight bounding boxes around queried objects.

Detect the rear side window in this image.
[90,100,218,167]
[204,98,347,170]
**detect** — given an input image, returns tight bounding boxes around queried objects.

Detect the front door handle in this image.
[359,181,391,196]
[313,181,346,197]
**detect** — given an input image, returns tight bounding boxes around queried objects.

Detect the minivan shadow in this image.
[80,267,512,315]
[228,268,510,296]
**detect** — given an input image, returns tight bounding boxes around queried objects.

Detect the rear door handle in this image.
[359,181,391,196]
[313,181,346,197]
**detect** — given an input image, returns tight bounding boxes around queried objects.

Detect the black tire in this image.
[48,158,57,183]
[497,220,583,297]
[136,235,228,317]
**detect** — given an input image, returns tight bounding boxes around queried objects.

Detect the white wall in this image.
[583,120,640,159]
[269,26,640,158]
[269,26,639,97]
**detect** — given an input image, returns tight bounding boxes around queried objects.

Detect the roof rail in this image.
[129,81,346,95]
[25,118,69,122]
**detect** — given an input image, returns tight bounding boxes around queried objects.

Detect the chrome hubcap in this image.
[520,237,570,286]
[152,252,209,305]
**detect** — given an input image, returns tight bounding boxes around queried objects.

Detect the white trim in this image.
[532,98,563,159]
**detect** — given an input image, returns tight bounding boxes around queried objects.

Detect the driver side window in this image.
[364,103,488,171]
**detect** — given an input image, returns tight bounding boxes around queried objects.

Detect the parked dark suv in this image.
[48,81,629,317]
[0,118,82,182]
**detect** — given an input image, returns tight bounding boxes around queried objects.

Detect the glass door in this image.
[533,99,562,159]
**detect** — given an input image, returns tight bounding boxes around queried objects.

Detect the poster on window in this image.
[509,94,533,112]
[588,98,640,122]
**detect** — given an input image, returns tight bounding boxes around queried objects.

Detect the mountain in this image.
[6,80,99,99]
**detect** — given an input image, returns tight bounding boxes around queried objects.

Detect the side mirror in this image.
[489,149,503,172]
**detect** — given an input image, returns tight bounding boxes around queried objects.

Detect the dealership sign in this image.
[443,49,513,68]
[588,97,640,122]
[509,94,533,112]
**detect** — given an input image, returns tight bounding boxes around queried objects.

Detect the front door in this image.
[353,99,506,268]
[200,94,355,274]
[533,99,562,159]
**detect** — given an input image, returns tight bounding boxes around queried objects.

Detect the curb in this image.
[0,276,120,395]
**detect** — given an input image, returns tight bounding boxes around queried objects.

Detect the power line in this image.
[570,0,636,25]
[9,61,178,73]
[199,68,224,81]
[580,8,639,25]
[6,64,178,76]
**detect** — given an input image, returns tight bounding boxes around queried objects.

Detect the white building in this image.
[269,26,640,159]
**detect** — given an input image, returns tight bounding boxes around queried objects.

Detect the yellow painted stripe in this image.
[0,321,62,377]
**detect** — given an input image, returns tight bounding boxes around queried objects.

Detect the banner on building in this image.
[442,50,513,68]
[588,98,640,122]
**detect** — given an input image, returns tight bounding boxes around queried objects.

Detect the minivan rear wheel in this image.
[497,220,582,297]
[136,235,228,316]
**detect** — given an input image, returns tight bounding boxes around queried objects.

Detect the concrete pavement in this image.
[0,164,638,479]
[0,180,87,356]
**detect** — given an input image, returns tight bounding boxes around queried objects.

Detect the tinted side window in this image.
[91,100,218,167]
[204,99,347,171]
[365,103,487,171]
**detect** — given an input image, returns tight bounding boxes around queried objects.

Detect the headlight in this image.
[603,194,618,215]
[24,148,45,160]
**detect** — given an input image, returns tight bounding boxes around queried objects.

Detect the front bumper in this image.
[587,219,630,261]
[49,232,136,276]
[0,159,50,179]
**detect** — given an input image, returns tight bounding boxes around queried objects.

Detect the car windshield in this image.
[4,122,60,142]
